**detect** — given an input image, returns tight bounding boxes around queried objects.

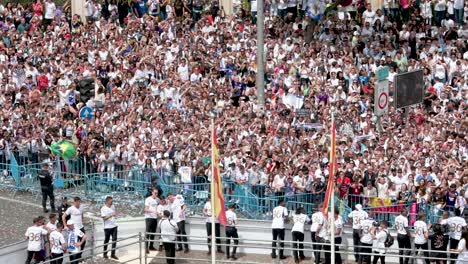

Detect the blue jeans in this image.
[454,8,464,25]
[435,10,445,26]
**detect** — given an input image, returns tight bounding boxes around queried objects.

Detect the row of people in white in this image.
[144,189,188,253]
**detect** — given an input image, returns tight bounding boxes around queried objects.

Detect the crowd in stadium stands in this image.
[0,0,466,214]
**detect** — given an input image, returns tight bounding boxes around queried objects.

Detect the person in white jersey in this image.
[25,216,49,264]
[203,198,223,254]
[395,208,411,264]
[348,204,368,262]
[169,193,189,253]
[414,212,430,264]
[317,206,330,264]
[372,220,389,264]
[225,204,239,260]
[448,208,467,264]
[271,199,288,259]
[159,210,179,264]
[65,220,86,264]
[331,206,344,264]
[156,196,170,250]
[101,196,118,260]
[144,188,160,253]
[291,207,310,263]
[312,203,326,264]
[62,197,85,260]
[49,222,66,264]
[359,215,375,264]
[47,213,58,232]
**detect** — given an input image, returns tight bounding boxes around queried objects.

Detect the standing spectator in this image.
[395,208,411,264]
[271,200,288,260]
[169,194,189,253]
[225,204,239,260]
[159,210,178,264]
[38,163,55,213]
[62,197,85,260]
[311,205,325,264]
[144,189,159,253]
[203,199,223,254]
[65,220,86,264]
[450,230,468,263]
[49,222,66,264]
[43,0,56,28]
[101,196,118,260]
[348,204,368,263]
[448,209,467,264]
[414,212,430,264]
[25,217,49,264]
[291,207,310,263]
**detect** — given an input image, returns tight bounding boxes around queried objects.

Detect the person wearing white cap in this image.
[347,204,368,262]
[65,219,86,264]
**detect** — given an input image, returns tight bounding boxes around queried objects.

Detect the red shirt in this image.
[336,176,351,198]
[37,75,49,91]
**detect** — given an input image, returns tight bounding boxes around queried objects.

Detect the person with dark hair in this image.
[372,220,389,264]
[225,204,239,260]
[448,208,467,264]
[414,212,430,264]
[38,163,55,213]
[450,229,468,263]
[101,196,118,260]
[144,188,160,253]
[311,203,326,264]
[25,217,49,264]
[63,197,85,260]
[359,215,375,264]
[57,197,70,226]
[49,222,66,264]
[395,208,411,264]
[348,204,368,263]
[430,224,449,264]
[159,210,178,264]
[331,206,344,264]
[291,207,310,263]
[203,198,223,255]
[271,200,288,259]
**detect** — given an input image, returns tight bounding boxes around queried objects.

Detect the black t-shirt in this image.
[38,169,53,187]
[430,233,448,252]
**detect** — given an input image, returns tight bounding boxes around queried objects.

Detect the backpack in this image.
[384,231,394,248]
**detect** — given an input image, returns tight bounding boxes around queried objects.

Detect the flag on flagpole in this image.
[322,117,337,215]
[211,123,227,226]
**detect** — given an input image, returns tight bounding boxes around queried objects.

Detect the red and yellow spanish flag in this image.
[211,123,227,226]
[322,117,337,215]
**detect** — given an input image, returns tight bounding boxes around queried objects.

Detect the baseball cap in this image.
[66,220,74,225]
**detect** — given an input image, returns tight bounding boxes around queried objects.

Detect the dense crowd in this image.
[0,0,466,215]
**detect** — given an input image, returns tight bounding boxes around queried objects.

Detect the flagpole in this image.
[210,117,216,264]
[330,115,335,264]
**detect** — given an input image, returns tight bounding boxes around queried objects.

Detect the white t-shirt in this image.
[457,239,468,264]
[317,216,329,240]
[226,210,237,227]
[101,205,117,229]
[333,215,344,237]
[44,2,56,19]
[291,213,310,233]
[50,230,66,254]
[170,198,186,223]
[65,206,84,229]
[311,212,325,232]
[160,219,178,242]
[145,196,159,219]
[25,226,48,251]
[348,210,368,229]
[413,220,428,244]
[448,216,467,240]
[46,222,57,232]
[204,202,219,223]
[373,229,388,254]
[272,206,288,229]
[360,219,374,244]
[395,215,409,235]
[67,229,85,253]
